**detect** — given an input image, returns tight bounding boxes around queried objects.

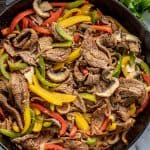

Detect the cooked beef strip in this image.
[42,48,71,62]
[10,73,29,113]
[84,74,100,86]
[0,117,13,130]
[64,140,89,150]
[13,28,38,50]
[0,93,23,129]
[0,80,8,93]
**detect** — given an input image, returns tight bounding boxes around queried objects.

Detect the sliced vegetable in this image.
[129,103,136,117]
[86,137,97,145]
[12,122,20,133]
[121,56,130,77]
[8,61,28,71]
[50,104,55,111]
[0,53,10,79]
[75,112,90,132]
[31,103,68,136]
[21,105,31,134]
[81,68,89,76]
[143,74,150,86]
[16,24,21,31]
[52,41,73,48]
[54,47,81,70]
[0,48,4,57]
[79,93,96,102]
[73,32,80,43]
[67,0,84,9]
[107,122,117,131]
[29,75,76,106]
[10,9,34,32]
[36,68,59,88]
[22,17,29,29]
[112,53,122,77]
[99,117,110,132]
[80,4,93,15]
[69,126,77,138]
[42,7,64,26]
[0,129,21,138]
[92,25,112,33]
[1,27,10,36]
[56,23,73,41]
[32,116,43,132]
[59,15,91,28]
[43,121,52,128]
[44,143,65,150]
[50,2,68,7]
[39,56,46,78]
[140,61,150,75]
[90,10,100,24]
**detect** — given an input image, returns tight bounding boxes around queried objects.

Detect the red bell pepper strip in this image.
[73,32,80,43]
[97,8,103,17]
[136,95,150,115]
[10,9,34,32]
[1,27,10,36]
[0,107,5,118]
[81,68,89,76]
[99,117,110,133]
[92,25,112,33]
[28,19,51,35]
[44,143,65,150]
[22,17,29,29]
[42,7,64,27]
[31,103,67,136]
[69,126,77,138]
[142,74,150,86]
[50,2,68,7]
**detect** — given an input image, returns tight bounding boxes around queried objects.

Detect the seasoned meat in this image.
[0,93,23,129]
[42,48,71,62]
[0,80,8,92]
[84,74,100,86]
[10,73,29,113]
[82,36,110,69]
[38,36,52,52]
[17,51,36,66]
[0,117,13,130]
[64,140,89,150]
[117,78,146,104]
[13,28,38,50]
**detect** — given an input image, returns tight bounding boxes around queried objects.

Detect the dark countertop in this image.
[0,0,150,150]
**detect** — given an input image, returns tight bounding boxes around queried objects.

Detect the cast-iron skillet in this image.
[0,0,150,149]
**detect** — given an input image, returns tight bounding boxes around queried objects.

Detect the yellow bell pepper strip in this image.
[90,10,100,24]
[54,47,81,70]
[36,68,59,88]
[79,93,96,102]
[29,75,76,106]
[50,104,55,111]
[66,0,84,9]
[59,8,81,21]
[0,53,10,80]
[86,137,97,145]
[107,122,117,131]
[129,103,136,117]
[8,61,28,72]
[80,4,93,15]
[43,121,52,128]
[31,103,68,136]
[0,129,21,138]
[140,61,150,75]
[52,41,73,48]
[83,113,92,123]
[12,122,20,133]
[59,15,91,28]
[112,53,122,78]
[0,48,4,57]
[55,24,73,41]
[32,116,43,132]
[39,56,46,78]
[33,108,41,115]
[121,56,130,77]
[21,105,31,134]
[75,112,90,132]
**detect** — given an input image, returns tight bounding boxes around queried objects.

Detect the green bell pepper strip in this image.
[39,56,46,78]
[86,137,97,145]
[90,10,100,24]
[140,61,150,75]
[8,61,28,71]
[36,68,59,88]
[79,93,96,102]
[66,0,84,9]
[16,24,21,32]
[26,109,36,134]
[32,115,43,132]
[43,121,52,128]
[52,41,73,48]
[0,129,21,138]
[0,54,10,80]
[112,53,122,78]
[56,24,73,41]
[50,104,55,111]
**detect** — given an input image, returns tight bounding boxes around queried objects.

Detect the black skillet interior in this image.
[0,0,150,149]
